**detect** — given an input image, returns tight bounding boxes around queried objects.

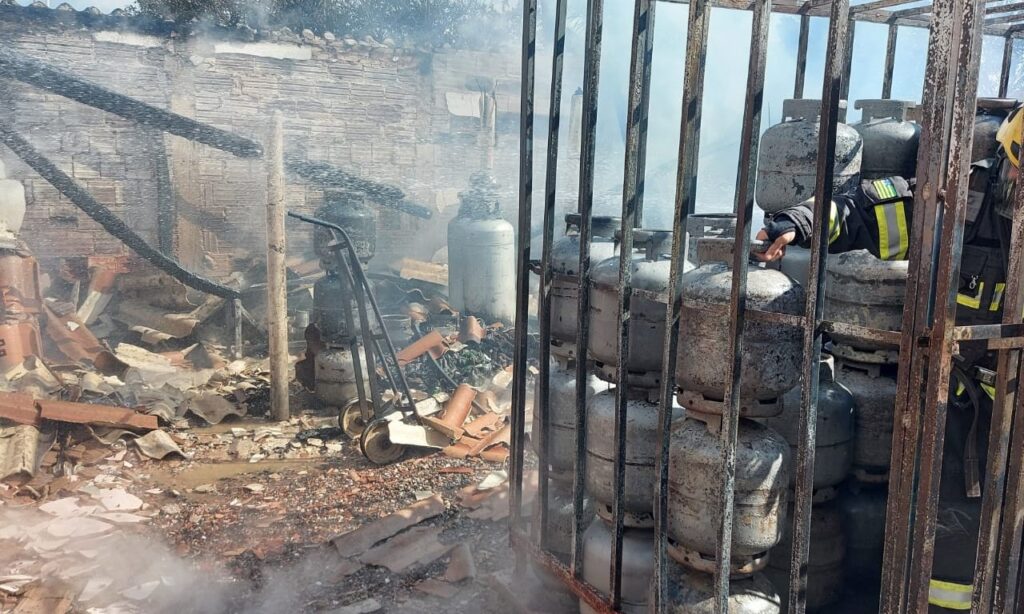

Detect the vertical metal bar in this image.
[510,0,537,536]
[991,350,1024,611]
[1000,35,1014,97]
[346,251,386,418]
[535,0,569,550]
[786,1,848,612]
[882,22,898,99]
[840,20,856,110]
[795,14,810,99]
[338,267,370,424]
[904,0,985,608]
[880,0,958,606]
[634,0,657,227]
[713,0,772,610]
[571,0,604,579]
[653,0,712,610]
[610,1,656,605]
[975,151,1024,610]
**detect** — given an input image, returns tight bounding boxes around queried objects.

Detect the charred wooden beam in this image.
[285,158,433,219]
[0,121,240,299]
[0,47,263,158]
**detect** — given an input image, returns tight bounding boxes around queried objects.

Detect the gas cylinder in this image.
[973,98,1017,163]
[853,99,921,180]
[838,482,888,583]
[313,273,356,342]
[314,345,371,406]
[686,213,737,267]
[589,230,682,386]
[677,239,804,416]
[825,250,907,361]
[314,189,377,265]
[533,359,608,479]
[586,387,681,525]
[580,518,654,614]
[447,172,516,323]
[659,561,781,613]
[765,502,846,611]
[537,478,595,562]
[668,415,790,571]
[756,98,863,214]
[550,214,620,358]
[0,162,26,239]
[756,356,855,495]
[836,359,897,482]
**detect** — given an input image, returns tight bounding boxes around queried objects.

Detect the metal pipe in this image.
[572,0,605,579]
[904,0,986,608]
[509,0,537,540]
[0,120,241,299]
[786,0,848,611]
[883,22,899,99]
[795,15,811,99]
[267,112,290,421]
[634,0,657,227]
[609,1,657,605]
[653,0,712,609]
[0,47,263,158]
[535,0,568,550]
[713,0,772,609]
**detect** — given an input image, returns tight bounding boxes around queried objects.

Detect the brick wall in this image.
[0,8,552,281]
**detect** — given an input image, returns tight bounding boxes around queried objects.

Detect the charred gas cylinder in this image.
[659,560,781,614]
[586,387,682,526]
[313,273,357,342]
[447,172,516,323]
[756,356,855,498]
[973,98,1017,163]
[838,481,888,583]
[538,478,596,562]
[853,99,921,180]
[825,250,907,364]
[668,414,790,574]
[550,214,620,359]
[314,346,371,407]
[756,98,862,214]
[765,502,846,611]
[677,239,804,417]
[836,358,897,483]
[314,189,377,266]
[533,358,608,480]
[589,230,682,387]
[580,518,654,614]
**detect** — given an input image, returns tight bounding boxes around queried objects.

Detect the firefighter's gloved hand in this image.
[755,226,796,262]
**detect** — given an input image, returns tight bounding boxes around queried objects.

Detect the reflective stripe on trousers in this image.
[929,579,972,610]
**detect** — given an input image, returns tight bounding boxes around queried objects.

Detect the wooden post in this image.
[232,298,244,360]
[266,112,290,420]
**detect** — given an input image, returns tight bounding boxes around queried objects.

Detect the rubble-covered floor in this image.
[1,386,527,613]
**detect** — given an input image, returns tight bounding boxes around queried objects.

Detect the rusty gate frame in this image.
[508,0,1024,613]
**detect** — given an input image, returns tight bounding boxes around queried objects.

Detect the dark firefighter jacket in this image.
[765,168,1010,328]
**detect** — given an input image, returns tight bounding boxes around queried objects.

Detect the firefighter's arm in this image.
[756,195,877,262]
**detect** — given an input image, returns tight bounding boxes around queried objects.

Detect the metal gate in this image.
[507,0,1024,612]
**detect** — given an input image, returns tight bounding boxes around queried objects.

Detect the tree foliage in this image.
[129,0,516,48]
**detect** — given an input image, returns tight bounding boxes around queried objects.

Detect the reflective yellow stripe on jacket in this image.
[873,198,909,260]
[828,201,841,244]
[929,579,972,610]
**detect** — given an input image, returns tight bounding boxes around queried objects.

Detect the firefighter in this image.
[755,105,1020,611]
